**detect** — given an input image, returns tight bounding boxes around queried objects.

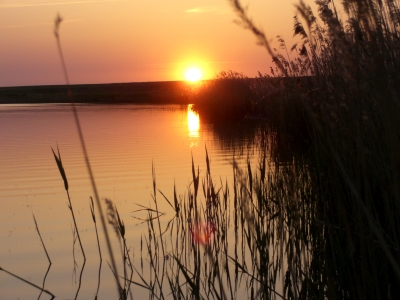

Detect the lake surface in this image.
[0,103,259,299]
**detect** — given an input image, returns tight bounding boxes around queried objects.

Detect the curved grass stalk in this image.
[53,14,123,297]
[0,267,55,300]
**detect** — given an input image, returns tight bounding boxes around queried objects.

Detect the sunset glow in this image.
[0,1,303,86]
[185,67,202,82]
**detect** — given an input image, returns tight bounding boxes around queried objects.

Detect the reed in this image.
[138,0,400,298]
[105,199,135,299]
[227,0,400,298]
[52,146,86,262]
[90,196,102,299]
[0,266,55,299]
[191,70,256,123]
[32,213,52,300]
[45,122,397,299]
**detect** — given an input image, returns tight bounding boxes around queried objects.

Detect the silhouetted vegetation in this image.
[191,70,256,123]
[228,0,400,298]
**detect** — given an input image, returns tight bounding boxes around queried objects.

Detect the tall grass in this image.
[191,70,256,123]
[132,136,315,299]
[227,0,400,298]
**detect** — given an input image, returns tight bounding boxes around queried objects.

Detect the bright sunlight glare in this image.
[185,67,202,82]
[188,105,200,138]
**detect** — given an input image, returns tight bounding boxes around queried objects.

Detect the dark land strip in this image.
[0,81,194,105]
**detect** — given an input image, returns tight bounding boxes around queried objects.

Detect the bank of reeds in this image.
[227,0,400,298]
[191,70,256,123]
[133,145,293,299]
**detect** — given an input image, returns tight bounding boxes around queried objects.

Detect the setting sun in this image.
[185,67,202,82]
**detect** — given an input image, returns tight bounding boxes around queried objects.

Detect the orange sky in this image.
[0,0,311,87]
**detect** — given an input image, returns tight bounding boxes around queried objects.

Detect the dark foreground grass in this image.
[186,0,400,298]
[226,0,400,298]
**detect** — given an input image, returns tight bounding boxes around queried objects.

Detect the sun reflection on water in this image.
[187,104,200,145]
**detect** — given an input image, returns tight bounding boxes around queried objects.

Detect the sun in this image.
[185,67,202,82]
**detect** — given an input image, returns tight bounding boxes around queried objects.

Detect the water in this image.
[0,103,258,299]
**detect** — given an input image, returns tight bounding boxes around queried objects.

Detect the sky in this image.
[0,0,309,87]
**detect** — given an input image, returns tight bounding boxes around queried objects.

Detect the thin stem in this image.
[54,14,122,296]
[0,267,55,299]
[66,190,86,261]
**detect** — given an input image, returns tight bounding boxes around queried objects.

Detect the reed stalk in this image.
[53,14,123,297]
[0,266,55,299]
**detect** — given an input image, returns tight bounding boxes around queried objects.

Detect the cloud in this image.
[185,5,229,15]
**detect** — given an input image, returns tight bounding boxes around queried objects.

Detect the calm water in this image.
[0,104,258,299]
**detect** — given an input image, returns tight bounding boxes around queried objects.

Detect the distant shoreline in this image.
[0,81,195,105]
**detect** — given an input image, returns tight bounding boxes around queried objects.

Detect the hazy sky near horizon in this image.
[0,0,311,86]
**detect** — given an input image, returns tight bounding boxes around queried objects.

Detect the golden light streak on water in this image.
[187,104,200,139]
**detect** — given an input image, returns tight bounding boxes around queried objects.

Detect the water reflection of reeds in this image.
[133,134,317,299]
